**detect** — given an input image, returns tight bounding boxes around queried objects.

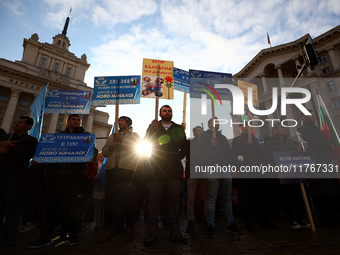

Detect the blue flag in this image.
[99,124,115,189]
[29,85,48,140]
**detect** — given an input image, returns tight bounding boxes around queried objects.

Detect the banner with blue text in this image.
[93,76,141,105]
[34,133,95,163]
[45,90,92,114]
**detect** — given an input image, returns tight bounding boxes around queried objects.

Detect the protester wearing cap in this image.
[99,116,141,242]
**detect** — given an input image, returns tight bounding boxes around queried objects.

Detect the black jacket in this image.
[297,122,332,164]
[232,133,264,166]
[0,133,38,174]
[199,129,232,165]
[145,121,186,179]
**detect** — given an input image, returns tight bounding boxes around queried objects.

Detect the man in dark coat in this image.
[143,105,187,246]
[232,123,275,230]
[199,118,241,238]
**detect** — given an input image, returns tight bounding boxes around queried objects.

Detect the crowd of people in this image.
[0,107,340,249]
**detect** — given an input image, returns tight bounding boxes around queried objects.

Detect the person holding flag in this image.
[0,116,38,247]
[297,110,340,228]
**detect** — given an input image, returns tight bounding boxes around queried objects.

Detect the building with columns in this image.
[0,16,112,150]
[233,25,340,141]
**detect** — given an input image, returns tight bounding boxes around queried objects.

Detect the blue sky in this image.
[1,0,339,138]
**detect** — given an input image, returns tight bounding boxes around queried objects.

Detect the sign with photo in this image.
[142,58,174,99]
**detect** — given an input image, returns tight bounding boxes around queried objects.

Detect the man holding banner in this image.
[143,105,188,246]
[100,116,141,243]
[0,116,38,247]
[30,114,97,248]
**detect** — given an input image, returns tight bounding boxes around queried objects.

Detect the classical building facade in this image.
[234,25,340,141]
[0,17,112,150]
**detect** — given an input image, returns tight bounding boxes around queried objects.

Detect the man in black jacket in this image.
[232,123,275,230]
[0,116,38,247]
[143,105,188,246]
[30,114,97,248]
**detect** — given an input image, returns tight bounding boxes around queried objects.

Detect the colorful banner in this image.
[93,76,141,105]
[238,80,259,111]
[189,69,233,100]
[142,58,174,99]
[34,133,96,163]
[174,67,189,93]
[44,90,91,114]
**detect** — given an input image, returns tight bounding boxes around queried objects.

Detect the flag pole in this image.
[267,32,272,48]
[300,183,316,232]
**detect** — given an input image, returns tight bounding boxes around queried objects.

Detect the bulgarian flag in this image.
[316,93,340,162]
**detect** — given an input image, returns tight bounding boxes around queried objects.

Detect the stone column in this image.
[327,47,340,69]
[260,73,268,93]
[265,100,278,136]
[294,58,304,77]
[84,107,95,132]
[0,89,21,132]
[48,113,59,133]
[35,52,42,66]
[49,57,55,69]
[275,65,285,86]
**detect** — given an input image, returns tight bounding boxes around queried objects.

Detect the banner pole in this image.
[247,121,252,143]
[115,79,120,134]
[182,93,187,129]
[115,104,119,134]
[154,97,159,120]
[62,113,68,131]
[300,182,315,232]
[211,99,216,139]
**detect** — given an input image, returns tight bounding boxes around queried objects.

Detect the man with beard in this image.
[143,105,188,246]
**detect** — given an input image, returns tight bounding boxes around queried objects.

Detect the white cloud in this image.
[91,0,157,27]
[1,0,24,15]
